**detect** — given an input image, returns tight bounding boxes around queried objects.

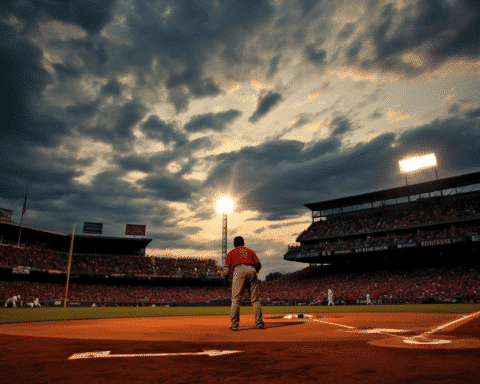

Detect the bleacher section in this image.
[260,264,479,305]
[285,176,480,267]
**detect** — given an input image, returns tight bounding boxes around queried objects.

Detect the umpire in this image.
[224,236,265,330]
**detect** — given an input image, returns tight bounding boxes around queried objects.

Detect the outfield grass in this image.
[1,303,479,324]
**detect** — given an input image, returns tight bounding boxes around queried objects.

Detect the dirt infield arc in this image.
[1,311,480,383]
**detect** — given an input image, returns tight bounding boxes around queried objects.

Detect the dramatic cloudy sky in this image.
[1,0,480,279]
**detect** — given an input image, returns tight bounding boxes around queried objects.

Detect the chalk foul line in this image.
[68,349,243,360]
[404,310,480,344]
[307,310,480,345]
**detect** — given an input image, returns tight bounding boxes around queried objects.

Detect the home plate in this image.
[283,314,315,319]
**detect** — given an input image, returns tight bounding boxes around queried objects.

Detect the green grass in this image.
[1,303,480,324]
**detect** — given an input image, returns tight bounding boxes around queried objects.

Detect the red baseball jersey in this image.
[225,246,259,269]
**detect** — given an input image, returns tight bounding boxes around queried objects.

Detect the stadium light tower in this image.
[215,197,234,276]
[399,153,438,186]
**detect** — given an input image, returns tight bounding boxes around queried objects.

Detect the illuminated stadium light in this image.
[215,196,234,215]
[399,153,439,187]
[399,153,437,173]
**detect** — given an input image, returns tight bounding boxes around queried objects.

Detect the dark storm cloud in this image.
[101,79,122,96]
[183,110,242,133]
[114,135,213,179]
[344,0,480,76]
[0,18,76,203]
[0,21,62,146]
[431,1,480,60]
[125,0,275,112]
[114,100,147,139]
[330,116,352,137]
[66,101,100,118]
[115,155,153,174]
[304,44,327,65]
[141,116,187,147]
[270,113,315,141]
[141,175,196,202]
[0,0,116,35]
[74,99,147,152]
[53,63,81,80]
[249,91,284,123]
[266,54,282,79]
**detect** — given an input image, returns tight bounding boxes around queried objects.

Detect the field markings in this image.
[68,349,243,360]
[290,310,480,346]
[404,310,480,344]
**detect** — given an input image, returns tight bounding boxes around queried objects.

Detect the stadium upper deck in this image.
[0,221,151,255]
[285,171,480,266]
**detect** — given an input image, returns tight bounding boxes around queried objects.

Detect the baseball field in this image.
[1,303,480,383]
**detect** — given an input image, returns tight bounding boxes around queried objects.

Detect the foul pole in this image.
[64,224,75,307]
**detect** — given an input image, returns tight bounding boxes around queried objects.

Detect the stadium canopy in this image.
[305,171,480,215]
[0,221,151,256]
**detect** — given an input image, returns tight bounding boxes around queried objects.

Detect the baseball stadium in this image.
[1,171,480,383]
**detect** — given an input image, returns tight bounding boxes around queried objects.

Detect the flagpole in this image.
[17,189,28,248]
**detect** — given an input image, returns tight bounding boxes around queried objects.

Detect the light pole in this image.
[215,197,234,276]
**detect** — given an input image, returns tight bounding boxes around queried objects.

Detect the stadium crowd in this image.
[0,244,222,278]
[287,223,478,256]
[1,263,478,306]
[260,264,479,304]
[297,198,480,242]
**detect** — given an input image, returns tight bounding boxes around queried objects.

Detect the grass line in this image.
[1,304,480,324]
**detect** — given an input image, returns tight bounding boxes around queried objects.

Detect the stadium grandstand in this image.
[0,221,226,307]
[274,170,480,305]
[1,171,479,308]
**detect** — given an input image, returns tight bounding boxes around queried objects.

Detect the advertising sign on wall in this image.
[0,208,12,222]
[126,224,146,236]
[83,222,103,235]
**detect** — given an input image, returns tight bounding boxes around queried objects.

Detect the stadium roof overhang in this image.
[0,221,152,255]
[304,171,480,212]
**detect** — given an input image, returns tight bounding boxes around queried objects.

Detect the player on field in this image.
[4,295,20,308]
[26,297,42,308]
[224,236,264,331]
[327,289,334,305]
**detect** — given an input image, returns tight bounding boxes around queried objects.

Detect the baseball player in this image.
[224,236,264,330]
[327,289,334,306]
[26,297,42,308]
[4,295,20,308]
[366,293,371,305]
